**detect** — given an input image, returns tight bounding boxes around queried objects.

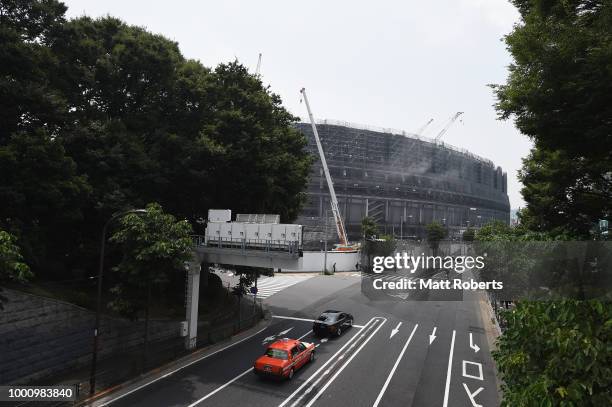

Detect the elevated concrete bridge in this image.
[184,235,304,350]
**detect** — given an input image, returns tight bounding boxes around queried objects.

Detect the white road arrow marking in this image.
[390,322,402,339]
[279,327,294,336]
[262,335,276,344]
[320,338,328,343]
[462,383,484,407]
[429,327,437,344]
[469,332,480,353]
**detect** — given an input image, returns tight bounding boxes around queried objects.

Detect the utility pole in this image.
[323,210,329,273]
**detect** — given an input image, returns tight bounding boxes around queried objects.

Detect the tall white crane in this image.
[255,53,262,76]
[415,118,434,136]
[300,88,349,247]
[433,112,463,143]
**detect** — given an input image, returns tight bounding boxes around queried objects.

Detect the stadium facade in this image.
[294,120,510,244]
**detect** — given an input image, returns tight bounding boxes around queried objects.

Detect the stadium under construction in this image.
[294,120,510,247]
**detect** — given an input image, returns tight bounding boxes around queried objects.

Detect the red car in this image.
[253,338,315,379]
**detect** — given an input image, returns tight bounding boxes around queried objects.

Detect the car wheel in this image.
[288,368,294,380]
[310,352,315,363]
[337,327,342,337]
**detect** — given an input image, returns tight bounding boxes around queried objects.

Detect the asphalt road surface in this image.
[96,272,499,407]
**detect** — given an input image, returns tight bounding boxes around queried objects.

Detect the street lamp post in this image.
[89,208,147,396]
[323,210,329,273]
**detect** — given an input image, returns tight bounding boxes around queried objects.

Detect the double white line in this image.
[279,317,387,407]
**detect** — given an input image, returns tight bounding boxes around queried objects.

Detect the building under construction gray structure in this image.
[294,120,510,245]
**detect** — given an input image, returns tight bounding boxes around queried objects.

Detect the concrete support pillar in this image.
[185,259,201,350]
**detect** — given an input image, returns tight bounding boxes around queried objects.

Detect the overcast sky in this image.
[63,0,531,209]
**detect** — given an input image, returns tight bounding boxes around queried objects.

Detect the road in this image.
[95,272,500,407]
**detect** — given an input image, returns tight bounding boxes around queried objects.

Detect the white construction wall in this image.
[281,251,360,273]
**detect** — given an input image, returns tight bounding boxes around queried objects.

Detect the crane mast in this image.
[300,88,349,247]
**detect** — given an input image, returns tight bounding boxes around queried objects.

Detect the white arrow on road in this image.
[390,322,402,339]
[469,332,480,353]
[262,335,276,344]
[278,327,294,336]
[429,327,437,344]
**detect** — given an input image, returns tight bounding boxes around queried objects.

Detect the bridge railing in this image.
[192,235,301,255]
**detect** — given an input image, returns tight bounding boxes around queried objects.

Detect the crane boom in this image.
[434,112,463,142]
[300,88,348,247]
[415,118,434,136]
[255,53,262,76]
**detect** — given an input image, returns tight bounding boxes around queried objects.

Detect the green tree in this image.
[494,300,612,406]
[0,229,33,309]
[1,7,311,282]
[426,221,447,255]
[0,130,91,274]
[491,0,612,237]
[108,203,193,319]
[462,227,475,242]
[361,216,379,240]
[0,0,68,140]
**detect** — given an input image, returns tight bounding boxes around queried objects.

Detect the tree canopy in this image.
[0,0,311,281]
[425,221,447,255]
[492,0,612,237]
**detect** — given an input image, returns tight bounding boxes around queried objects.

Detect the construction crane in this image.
[300,88,353,250]
[255,53,262,76]
[433,112,463,143]
[415,118,434,136]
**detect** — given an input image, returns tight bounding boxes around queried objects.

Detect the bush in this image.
[493,300,612,406]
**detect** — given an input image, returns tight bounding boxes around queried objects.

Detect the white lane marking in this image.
[188,329,313,407]
[443,330,457,407]
[187,367,252,407]
[278,317,380,407]
[290,326,380,407]
[372,324,419,407]
[462,360,483,381]
[273,315,315,323]
[390,322,402,339]
[304,319,388,407]
[278,327,294,336]
[469,332,480,353]
[248,275,314,299]
[99,325,269,406]
[462,383,484,407]
[273,314,365,328]
[429,326,437,344]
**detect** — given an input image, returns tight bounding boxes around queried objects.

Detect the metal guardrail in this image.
[192,235,301,255]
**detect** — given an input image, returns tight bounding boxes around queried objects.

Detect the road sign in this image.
[250,286,258,294]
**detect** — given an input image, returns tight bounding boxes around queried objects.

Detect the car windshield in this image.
[317,313,338,322]
[265,348,288,360]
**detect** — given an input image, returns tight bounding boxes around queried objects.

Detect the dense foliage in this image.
[494,301,612,406]
[361,216,379,240]
[492,0,612,237]
[0,229,32,309]
[0,0,311,282]
[108,203,193,318]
